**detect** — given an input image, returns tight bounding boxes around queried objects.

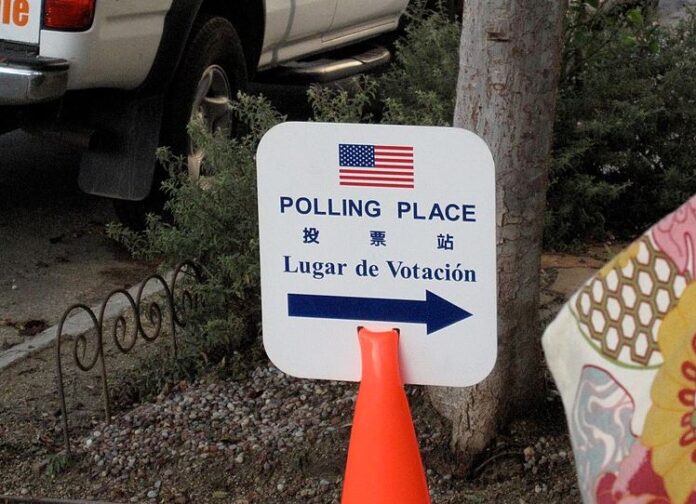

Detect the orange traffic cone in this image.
[341,327,431,504]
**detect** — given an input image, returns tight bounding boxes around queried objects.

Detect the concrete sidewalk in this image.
[0,273,168,372]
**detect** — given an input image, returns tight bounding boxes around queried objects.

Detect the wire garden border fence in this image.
[54,261,202,453]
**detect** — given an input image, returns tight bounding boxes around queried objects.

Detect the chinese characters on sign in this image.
[303,227,320,244]
[437,234,454,250]
[370,231,386,247]
[301,228,455,250]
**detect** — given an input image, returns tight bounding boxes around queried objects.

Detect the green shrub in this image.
[45,453,70,477]
[108,94,284,379]
[379,9,460,126]
[308,76,378,123]
[547,2,663,246]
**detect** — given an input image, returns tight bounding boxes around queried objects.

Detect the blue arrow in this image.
[287,290,472,334]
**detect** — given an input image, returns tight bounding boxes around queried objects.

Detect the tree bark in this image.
[657,0,696,25]
[428,0,567,470]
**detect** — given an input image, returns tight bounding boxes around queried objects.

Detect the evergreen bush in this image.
[547,1,681,247]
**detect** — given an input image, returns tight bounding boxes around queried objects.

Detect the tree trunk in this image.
[657,0,696,25]
[428,0,567,470]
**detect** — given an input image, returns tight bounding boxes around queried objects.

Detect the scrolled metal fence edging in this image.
[54,261,202,453]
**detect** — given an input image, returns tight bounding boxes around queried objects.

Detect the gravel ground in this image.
[0,251,597,503]
[0,343,581,502]
[80,364,356,502]
[20,350,577,503]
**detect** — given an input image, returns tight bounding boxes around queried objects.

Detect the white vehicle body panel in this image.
[263,0,337,50]
[40,0,172,90]
[0,0,41,44]
[3,0,409,91]
[328,0,408,34]
[259,5,407,70]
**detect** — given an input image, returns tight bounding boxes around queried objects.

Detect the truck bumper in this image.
[0,57,69,105]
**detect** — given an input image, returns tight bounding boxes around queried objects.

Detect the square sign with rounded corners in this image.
[256,122,496,386]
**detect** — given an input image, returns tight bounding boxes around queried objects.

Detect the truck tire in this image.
[114,15,248,229]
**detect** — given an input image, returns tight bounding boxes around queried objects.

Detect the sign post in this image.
[256,122,497,502]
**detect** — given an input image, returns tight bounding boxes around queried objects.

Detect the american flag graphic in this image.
[338,143,414,189]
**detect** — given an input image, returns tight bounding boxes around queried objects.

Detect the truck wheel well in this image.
[137,0,263,96]
[198,0,264,78]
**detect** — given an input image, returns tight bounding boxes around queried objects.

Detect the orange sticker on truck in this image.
[1,0,30,27]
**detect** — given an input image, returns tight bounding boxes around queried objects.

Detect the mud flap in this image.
[78,95,163,201]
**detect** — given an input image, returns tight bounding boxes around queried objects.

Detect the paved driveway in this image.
[0,130,152,350]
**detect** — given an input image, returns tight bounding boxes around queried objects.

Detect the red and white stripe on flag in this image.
[339,144,414,189]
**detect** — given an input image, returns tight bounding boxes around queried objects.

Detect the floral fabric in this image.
[543,194,696,503]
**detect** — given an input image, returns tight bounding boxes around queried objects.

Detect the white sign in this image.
[0,0,41,44]
[256,122,496,386]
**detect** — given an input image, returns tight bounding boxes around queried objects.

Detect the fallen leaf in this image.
[18,320,49,337]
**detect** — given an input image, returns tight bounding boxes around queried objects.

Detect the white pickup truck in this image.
[0,0,409,226]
